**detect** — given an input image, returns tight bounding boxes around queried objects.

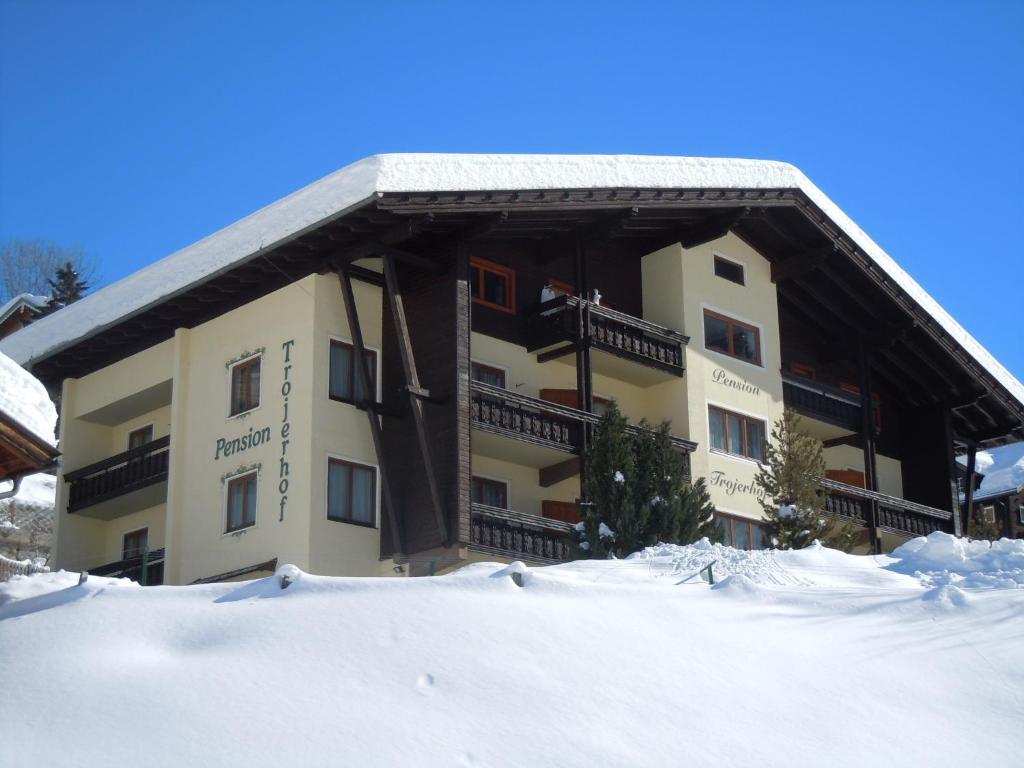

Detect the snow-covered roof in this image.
[0,293,48,325]
[0,351,57,447]
[0,153,1021,413]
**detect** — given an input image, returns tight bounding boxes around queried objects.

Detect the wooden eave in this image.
[27,187,1024,448]
[0,411,59,484]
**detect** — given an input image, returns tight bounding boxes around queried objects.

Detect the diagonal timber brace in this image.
[337,268,406,561]
[381,253,451,546]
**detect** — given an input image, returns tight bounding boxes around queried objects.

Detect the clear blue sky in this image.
[1,0,1021,383]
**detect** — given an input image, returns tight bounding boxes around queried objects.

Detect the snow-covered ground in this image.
[1,533,1021,767]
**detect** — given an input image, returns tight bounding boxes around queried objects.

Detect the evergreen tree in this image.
[756,409,848,550]
[573,402,719,558]
[40,261,88,315]
[967,506,1002,541]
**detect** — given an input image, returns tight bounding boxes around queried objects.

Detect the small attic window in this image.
[714,255,745,286]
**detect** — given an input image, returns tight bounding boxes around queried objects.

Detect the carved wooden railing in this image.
[471,382,580,452]
[782,374,861,431]
[822,478,951,537]
[470,503,573,563]
[531,295,687,375]
[471,382,696,469]
[89,547,166,585]
[65,436,170,513]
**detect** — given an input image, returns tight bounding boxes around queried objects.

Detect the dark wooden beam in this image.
[771,246,834,283]
[962,445,977,538]
[677,207,749,249]
[374,245,446,274]
[823,433,861,449]
[537,343,577,364]
[337,268,405,560]
[539,457,580,487]
[381,254,451,545]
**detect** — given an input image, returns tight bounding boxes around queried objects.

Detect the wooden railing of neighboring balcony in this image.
[89,547,166,585]
[821,478,952,537]
[470,503,574,564]
[531,295,688,374]
[65,436,171,513]
[782,373,861,431]
[470,381,697,469]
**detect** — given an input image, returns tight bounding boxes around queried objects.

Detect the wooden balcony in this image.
[822,478,952,537]
[89,547,166,585]
[529,295,687,384]
[782,373,861,432]
[471,381,696,473]
[65,436,170,518]
[470,503,574,564]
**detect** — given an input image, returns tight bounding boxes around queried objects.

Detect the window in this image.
[789,361,816,379]
[229,356,261,416]
[713,255,745,286]
[981,505,996,524]
[472,476,508,509]
[330,340,377,404]
[122,528,148,560]
[128,424,154,450]
[718,514,766,551]
[709,405,766,462]
[470,257,516,313]
[471,361,507,388]
[703,309,761,366]
[226,471,258,532]
[328,458,377,526]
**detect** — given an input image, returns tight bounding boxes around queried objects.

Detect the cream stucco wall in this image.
[824,444,904,499]
[643,234,786,523]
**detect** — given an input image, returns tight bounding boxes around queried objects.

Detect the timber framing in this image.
[19,185,1024,450]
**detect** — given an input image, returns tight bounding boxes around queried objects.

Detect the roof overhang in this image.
[1,154,1021,446]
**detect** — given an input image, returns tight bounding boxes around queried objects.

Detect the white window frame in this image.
[222,467,260,535]
[226,352,263,420]
[712,251,747,286]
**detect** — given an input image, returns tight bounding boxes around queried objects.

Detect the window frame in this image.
[328,337,380,406]
[702,308,763,367]
[470,257,517,314]
[708,404,767,463]
[717,513,766,551]
[122,526,149,560]
[789,361,816,380]
[228,354,262,418]
[471,474,510,510]
[127,423,155,451]
[326,456,378,528]
[470,360,508,389]
[713,254,746,286]
[224,469,259,534]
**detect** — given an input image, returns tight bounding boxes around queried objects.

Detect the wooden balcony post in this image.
[573,232,594,494]
[943,408,964,537]
[858,340,880,552]
[962,444,977,537]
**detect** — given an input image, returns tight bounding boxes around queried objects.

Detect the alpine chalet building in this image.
[3,155,1022,582]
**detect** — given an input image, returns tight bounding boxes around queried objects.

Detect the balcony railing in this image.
[470,503,574,564]
[822,478,951,537]
[471,382,696,470]
[89,547,166,585]
[782,374,861,431]
[530,295,687,375]
[65,436,170,513]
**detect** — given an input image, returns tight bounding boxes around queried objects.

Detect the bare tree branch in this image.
[0,239,100,304]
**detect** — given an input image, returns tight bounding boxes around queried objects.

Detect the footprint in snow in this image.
[416,673,435,695]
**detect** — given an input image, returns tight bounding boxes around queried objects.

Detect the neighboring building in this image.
[965,485,1024,540]
[0,351,59,491]
[1,154,1022,583]
[0,293,48,340]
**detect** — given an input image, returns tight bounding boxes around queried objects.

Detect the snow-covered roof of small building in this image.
[0,153,1021,412]
[0,350,57,447]
[0,293,48,325]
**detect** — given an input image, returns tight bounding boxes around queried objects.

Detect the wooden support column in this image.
[381,254,451,546]
[858,340,880,553]
[573,233,594,496]
[962,445,977,538]
[337,268,405,560]
[943,408,964,537]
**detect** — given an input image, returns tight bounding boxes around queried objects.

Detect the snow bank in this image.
[0,351,57,446]
[2,547,1022,767]
[1,154,1021,414]
[890,531,1024,589]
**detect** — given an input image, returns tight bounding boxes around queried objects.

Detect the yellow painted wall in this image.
[824,444,904,498]
[470,453,578,519]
